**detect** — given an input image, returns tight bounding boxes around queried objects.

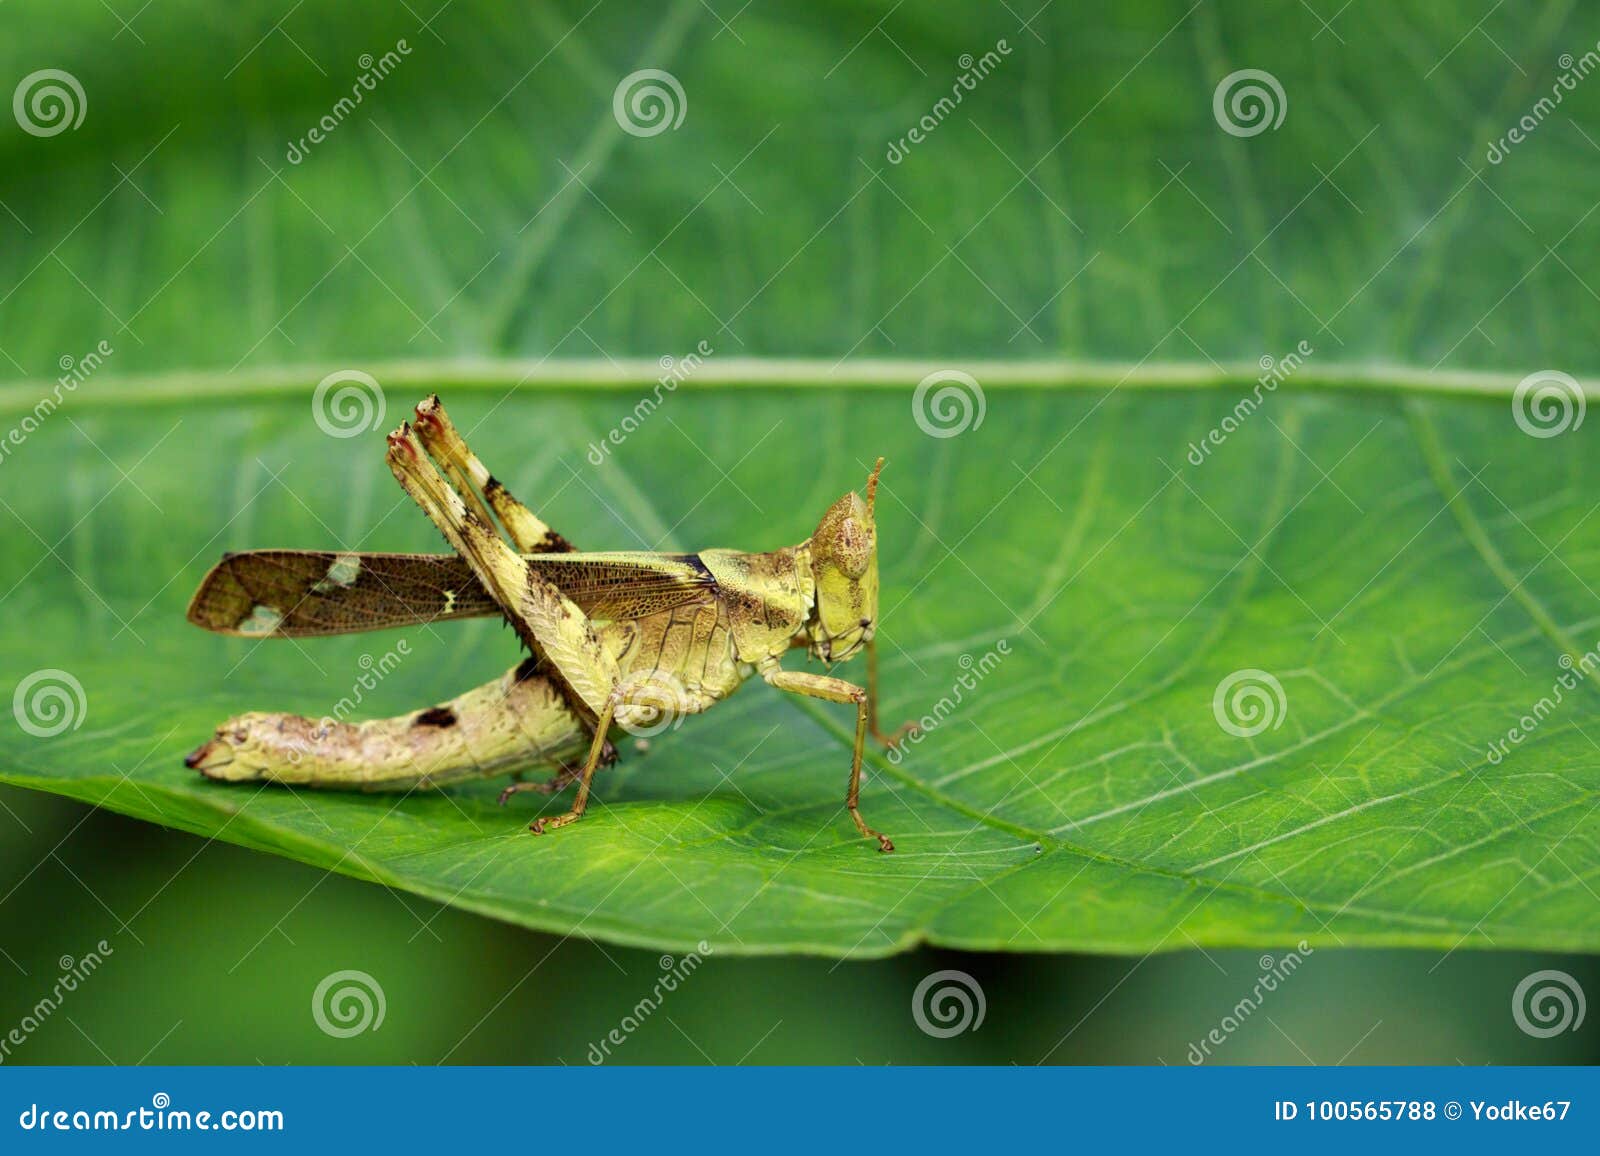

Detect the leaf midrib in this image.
[0,358,1589,417]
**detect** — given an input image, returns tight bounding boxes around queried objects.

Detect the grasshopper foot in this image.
[528,810,582,836]
[498,766,581,804]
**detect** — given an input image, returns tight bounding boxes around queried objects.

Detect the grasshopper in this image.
[184,395,915,850]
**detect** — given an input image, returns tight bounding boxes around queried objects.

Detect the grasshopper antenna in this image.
[866,457,885,519]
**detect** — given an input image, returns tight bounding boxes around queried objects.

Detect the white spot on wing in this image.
[237,604,284,635]
[312,552,362,592]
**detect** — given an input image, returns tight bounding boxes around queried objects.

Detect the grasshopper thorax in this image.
[805,458,883,664]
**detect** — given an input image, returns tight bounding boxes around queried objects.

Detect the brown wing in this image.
[188,550,718,638]
[524,552,718,620]
[186,551,499,637]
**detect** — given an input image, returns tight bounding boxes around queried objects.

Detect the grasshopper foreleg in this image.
[866,636,919,750]
[761,663,895,852]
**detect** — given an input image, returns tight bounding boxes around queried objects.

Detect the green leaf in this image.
[3,1,1599,955]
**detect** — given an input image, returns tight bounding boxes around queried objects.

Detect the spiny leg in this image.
[762,665,894,852]
[386,421,620,725]
[866,636,919,749]
[411,395,575,554]
[525,687,624,835]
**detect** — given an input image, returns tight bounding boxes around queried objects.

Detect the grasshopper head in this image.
[807,458,883,664]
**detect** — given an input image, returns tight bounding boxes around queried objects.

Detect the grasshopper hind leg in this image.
[411,396,575,554]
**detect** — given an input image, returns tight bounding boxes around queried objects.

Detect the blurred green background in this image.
[3,0,1599,1063]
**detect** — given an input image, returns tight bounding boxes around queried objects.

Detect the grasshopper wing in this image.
[524,552,719,621]
[187,550,719,638]
[187,550,499,637]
